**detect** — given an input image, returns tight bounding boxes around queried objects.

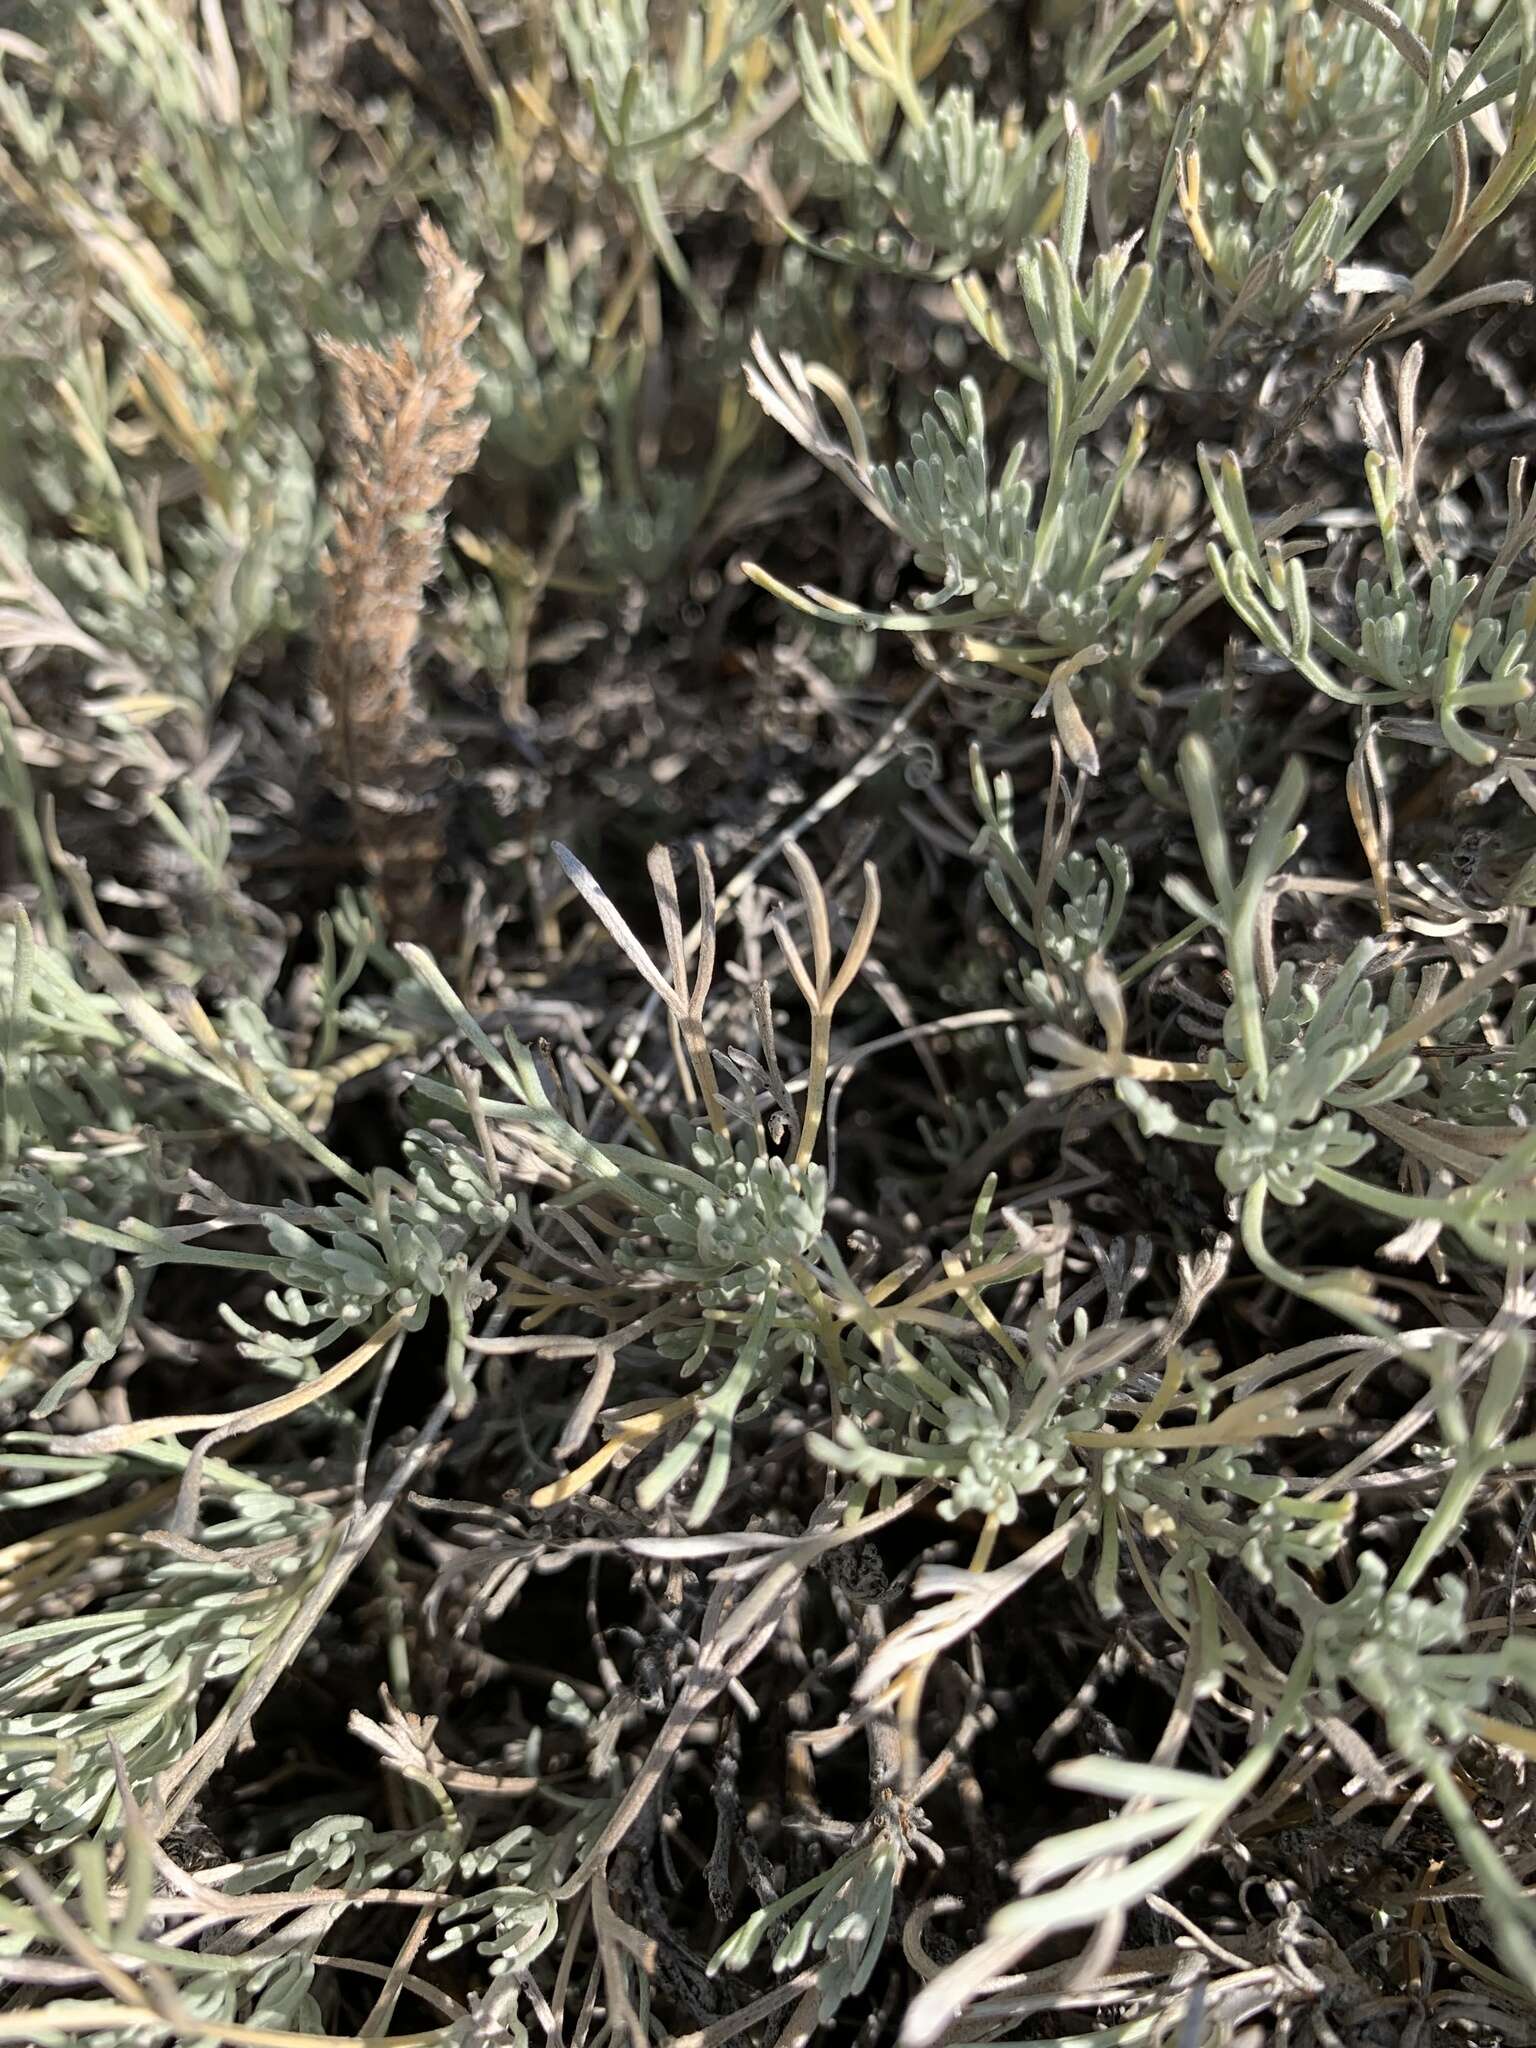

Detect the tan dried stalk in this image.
[773,846,881,1169]
[316,217,486,929]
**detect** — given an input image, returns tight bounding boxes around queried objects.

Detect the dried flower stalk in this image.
[317,217,486,928]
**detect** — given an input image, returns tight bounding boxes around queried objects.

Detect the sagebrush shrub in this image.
[2,2,1536,2044]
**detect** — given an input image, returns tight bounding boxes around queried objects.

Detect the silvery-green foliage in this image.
[893,88,1043,262]
[28,432,319,723]
[476,242,604,472]
[554,0,786,321]
[748,122,1176,743]
[226,1811,430,1895]
[1312,1554,1495,1739]
[331,893,465,1049]
[710,1827,910,2023]
[1200,944,1424,1203]
[236,1813,461,2031]
[26,541,206,716]
[1041,734,1536,1327]
[8,416,313,740]
[869,380,1169,667]
[874,380,1053,615]
[637,1290,792,1520]
[813,1333,1087,1522]
[1432,986,1536,1123]
[0,916,153,1351]
[1094,1439,1352,1621]
[556,0,728,163]
[621,1126,827,1305]
[577,332,752,586]
[1,912,123,1058]
[1202,440,1536,758]
[443,2001,533,2048]
[26,1972,243,2048]
[397,954,825,1521]
[0,1166,131,1344]
[970,743,1132,1031]
[874,133,1165,657]
[63,0,404,369]
[1282,1338,1536,1972]
[0,0,393,733]
[1355,453,1536,761]
[1202,183,1346,329]
[3,902,408,1366]
[407,1124,519,1237]
[788,0,1171,271]
[1138,255,1223,391]
[431,1802,611,1977]
[430,1838,560,1978]
[1136,677,1243,810]
[11,1805,460,2044]
[1140,0,1432,361]
[255,1187,471,1332]
[0,1487,330,1852]
[167,426,321,682]
[154,1145,508,1337]
[790,27,1044,270]
[581,465,706,586]
[812,1310,1152,1531]
[8,0,1536,2037]
[1302,1544,1536,1982]
[1140,192,1346,388]
[1161,0,1424,196]
[1108,751,1424,1218]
